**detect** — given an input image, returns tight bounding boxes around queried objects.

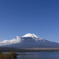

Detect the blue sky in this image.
[0,0,59,43]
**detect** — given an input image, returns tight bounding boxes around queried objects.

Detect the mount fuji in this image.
[8,33,59,48]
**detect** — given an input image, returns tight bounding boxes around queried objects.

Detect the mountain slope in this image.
[9,33,59,48]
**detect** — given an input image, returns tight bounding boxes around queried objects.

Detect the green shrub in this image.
[0,52,18,59]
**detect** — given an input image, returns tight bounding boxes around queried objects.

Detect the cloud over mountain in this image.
[0,33,59,48]
[0,33,42,46]
[0,36,21,46]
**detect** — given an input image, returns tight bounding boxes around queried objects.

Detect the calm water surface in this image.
[17,52,59,59]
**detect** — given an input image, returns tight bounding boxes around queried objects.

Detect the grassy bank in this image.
[0,52,18,59]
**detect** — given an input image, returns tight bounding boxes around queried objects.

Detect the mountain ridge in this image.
[8,33,59,48]
[1,33,59,48]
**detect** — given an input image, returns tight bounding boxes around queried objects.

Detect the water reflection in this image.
[17,52,59,59]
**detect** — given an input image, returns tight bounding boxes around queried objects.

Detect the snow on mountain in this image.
[21,33,43,41]
[9,33,59,48]
[0,33,59,48]
[0,33,42,46]
[22,33,39,38]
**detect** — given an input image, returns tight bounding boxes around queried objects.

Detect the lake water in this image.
[17,52,59,59]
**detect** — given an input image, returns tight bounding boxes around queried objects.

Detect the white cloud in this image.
[0,36,21,46]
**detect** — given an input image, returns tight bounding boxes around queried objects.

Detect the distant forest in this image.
[0,47,59,52]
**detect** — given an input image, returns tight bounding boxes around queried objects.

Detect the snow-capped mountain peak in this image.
[22,33,39,38]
